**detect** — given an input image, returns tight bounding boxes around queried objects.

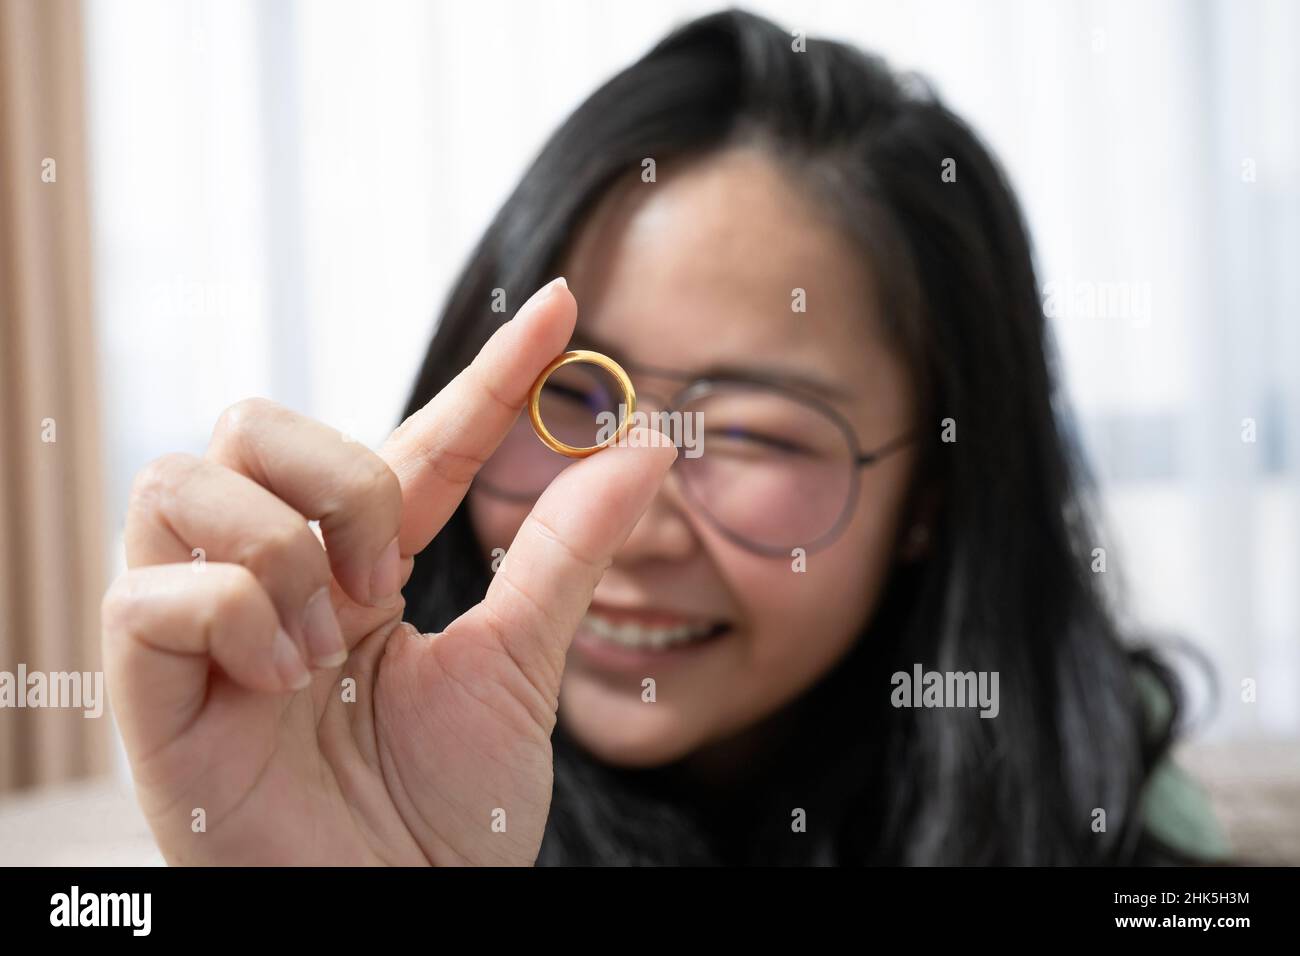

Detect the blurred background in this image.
[0,0,1296,863]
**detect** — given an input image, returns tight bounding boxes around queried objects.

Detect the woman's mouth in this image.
[571,604,732,670]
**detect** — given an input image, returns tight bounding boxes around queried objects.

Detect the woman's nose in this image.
[615,479,697,562]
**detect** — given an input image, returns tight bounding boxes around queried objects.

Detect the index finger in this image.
[379,277,576,557]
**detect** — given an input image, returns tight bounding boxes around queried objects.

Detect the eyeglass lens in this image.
[475,377,856,553]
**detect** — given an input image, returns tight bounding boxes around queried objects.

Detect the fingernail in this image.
[515,277,567,319]
[629,426,678,460]
[272,628,312,691]
[302,588,347,668]
[369,537,401,604]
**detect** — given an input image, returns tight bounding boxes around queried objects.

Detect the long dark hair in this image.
[399,8,1194,864]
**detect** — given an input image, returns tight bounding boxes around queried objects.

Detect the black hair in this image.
[399,8,1200,864]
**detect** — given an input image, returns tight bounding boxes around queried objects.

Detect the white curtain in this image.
[85,0,1299,742]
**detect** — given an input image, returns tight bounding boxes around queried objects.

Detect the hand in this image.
[101,279,676,864]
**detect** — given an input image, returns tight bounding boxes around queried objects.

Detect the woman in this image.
[102,9,1223,865]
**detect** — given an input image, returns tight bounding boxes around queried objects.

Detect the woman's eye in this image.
[544,383,599,407]
[708,426,814,457]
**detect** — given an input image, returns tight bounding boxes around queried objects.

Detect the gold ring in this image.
[528,350,636,458]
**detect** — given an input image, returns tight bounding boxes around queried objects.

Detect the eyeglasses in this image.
[474,355,916,555]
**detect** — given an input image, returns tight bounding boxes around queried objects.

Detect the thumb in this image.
[452,427,677,689]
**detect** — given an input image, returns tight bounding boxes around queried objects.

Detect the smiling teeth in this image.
[582,612,715,649]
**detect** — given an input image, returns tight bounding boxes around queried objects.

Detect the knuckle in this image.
[346,452,402,515]
[527,512,608,576]
[425,439,489,489]
[100,573,138,639]
[128,452,200,513]
[206,564,263,625]
[212,396,281,444]
[235,520,326,582]
[314,452,402,532]
[496,569,568,642]
[471,362,519,418]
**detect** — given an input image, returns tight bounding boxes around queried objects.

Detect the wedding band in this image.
[529,350,637,458]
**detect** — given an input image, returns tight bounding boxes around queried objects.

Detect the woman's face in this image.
[468,146,918,770]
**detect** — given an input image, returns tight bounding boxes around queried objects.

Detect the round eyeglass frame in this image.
[653,376,915,556]
[485,352,917,556]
